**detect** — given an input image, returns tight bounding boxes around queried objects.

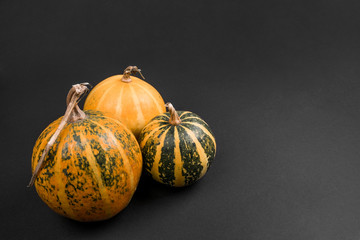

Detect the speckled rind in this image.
[32,110,142,222]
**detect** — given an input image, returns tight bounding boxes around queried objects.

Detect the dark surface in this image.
[1,0,360,239]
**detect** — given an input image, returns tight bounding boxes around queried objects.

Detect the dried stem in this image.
[27,83,90,187]
[121,66,145,82]
[165,102,181,126]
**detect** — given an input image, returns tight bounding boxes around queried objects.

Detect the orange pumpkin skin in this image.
[32,110,142,222]
[84,75,166,138]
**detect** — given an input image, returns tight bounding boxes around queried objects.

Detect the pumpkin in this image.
[84,66,166,138]
[29,83,142,222]
[138,103,216,187]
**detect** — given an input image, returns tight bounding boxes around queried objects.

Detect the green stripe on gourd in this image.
[177,125,204,186]
[158,126,176,185]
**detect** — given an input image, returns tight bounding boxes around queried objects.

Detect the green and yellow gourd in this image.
[29,83,142,222]
[139,103,216,187]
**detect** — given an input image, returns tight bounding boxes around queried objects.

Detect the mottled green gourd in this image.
[29,83,142,222]
[139,103,216,187]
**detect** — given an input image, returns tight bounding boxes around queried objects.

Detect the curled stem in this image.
[27,83,90,187]
[121,66,145,82]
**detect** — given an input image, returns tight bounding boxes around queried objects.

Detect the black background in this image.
[1,0,360,239]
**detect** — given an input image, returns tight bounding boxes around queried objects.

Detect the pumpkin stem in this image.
[165,102,181,126]
[27,83,90,187]
[121,66,145,82]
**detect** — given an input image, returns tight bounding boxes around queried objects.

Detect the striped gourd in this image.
[84,66,165,138]
[29,84,142,222]
[139,103,216,187]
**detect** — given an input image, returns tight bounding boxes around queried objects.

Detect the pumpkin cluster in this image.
[29,66,216,222]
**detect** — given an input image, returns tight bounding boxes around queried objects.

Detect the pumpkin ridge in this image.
[180,125,209,179]
[89,111,130,133]
[88,119,136,192]
[95,87,113,109]
[65,135,85,217]
[55,130,76,219]
[131,81,164,113]
[128,84,145,135]
[79,133,113,218]
[144,120,168,128]
[150,127,171,183]
[140,125,170,173]
[177,125,204,186]
[32,118,62,168]
[181,121,216,150]
[115,84,125,117]
[140,118,167,130]
[158,126,176,185]
[180,113,212,128]
[154,113,170,120]
[36,127,69,218]
[139,114,169,130]
[69,125,109,220]
[140,125,169,149]
[180,123,216,169]
[141,119,168,130]
[173,127,185,186]
[180,117,213,134]
[177,111,191,117]
[181,116,207,123]
[93,76,118,90]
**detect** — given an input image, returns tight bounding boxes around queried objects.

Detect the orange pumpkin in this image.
[84,66,166,138]
[29,83,142,222]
